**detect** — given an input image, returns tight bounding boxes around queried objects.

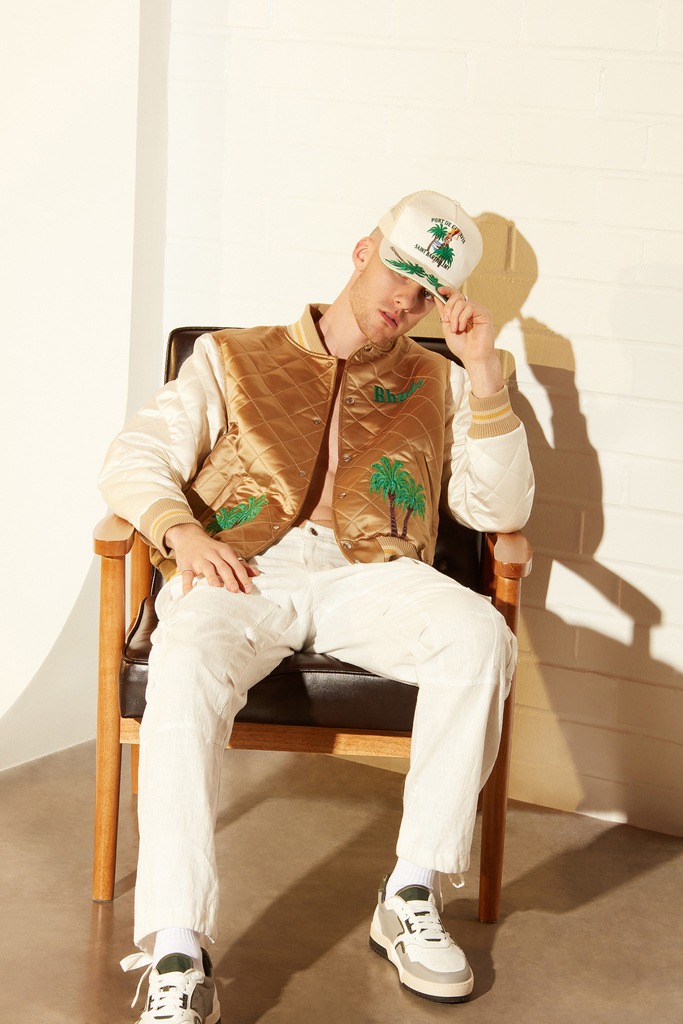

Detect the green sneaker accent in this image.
[201,948,214,978]
[155,953,194,974]
[395,884,432,903]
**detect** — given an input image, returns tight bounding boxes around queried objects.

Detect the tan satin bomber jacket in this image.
[148,321,450,578]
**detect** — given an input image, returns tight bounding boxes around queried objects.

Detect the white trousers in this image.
[135,522,516,952]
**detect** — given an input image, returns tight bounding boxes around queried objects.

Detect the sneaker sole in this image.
[369,929,474,1004]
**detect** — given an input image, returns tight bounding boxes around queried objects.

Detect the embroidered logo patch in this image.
[420,219,465,268]
[206,494,269,535]
[386,218,466,287]
[368,457,426,539]
[373,378,424,404]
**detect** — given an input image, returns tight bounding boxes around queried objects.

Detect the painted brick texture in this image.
[163,0,683,837]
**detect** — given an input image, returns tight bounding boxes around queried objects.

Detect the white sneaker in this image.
[369,879,474,1002]
[121,950,221,1023]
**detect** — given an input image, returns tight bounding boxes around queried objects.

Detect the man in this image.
[101,190,534,1020]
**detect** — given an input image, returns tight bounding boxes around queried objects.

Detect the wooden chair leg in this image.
[92,554,125,902]
[478,679,515,922]
[131,743,140,796]
[478,571,522,922]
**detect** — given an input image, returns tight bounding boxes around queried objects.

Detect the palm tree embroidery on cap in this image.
[427,222,449,253]
[368,457,427,539]
[428,224,461,269]
[385,256,442,294]
[206,494,269,536]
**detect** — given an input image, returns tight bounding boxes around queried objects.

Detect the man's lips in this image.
[379,309,398,328]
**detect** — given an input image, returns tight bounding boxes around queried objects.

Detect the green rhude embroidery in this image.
[206,494,269,536]
[373,378,424,403]
[369,457,427,539]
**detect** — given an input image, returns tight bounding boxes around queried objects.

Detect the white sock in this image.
[385,858,437,898]
[152,928,203,971]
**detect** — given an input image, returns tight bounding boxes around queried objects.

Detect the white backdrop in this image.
[2,1,682,838]
[0,2,141,765]
[161,0,683,834]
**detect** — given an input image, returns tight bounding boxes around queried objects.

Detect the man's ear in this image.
[351,235,375,272]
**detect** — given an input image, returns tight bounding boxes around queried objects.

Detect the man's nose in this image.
[394,279,422,311]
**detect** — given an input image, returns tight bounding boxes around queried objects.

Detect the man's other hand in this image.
[165,523,259,596]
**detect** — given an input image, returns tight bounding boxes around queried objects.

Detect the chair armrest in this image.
[93,513,136,558]
[488,531,533,580]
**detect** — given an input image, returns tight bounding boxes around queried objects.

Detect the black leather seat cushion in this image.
[119,513,482,730]
[120,593,420,730]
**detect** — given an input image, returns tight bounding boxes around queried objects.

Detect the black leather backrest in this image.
[165,327,482,589]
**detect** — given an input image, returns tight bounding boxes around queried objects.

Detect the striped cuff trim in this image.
[140,499,200,555]
[468,386,520,439]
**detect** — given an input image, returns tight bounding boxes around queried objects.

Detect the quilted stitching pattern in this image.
[183,327,450,563]
[451,436,535,533]
[187,326,335,554]
[331,340,449,562]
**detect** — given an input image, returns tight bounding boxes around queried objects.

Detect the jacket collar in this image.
[287,303,404,357]
[286,304,330,355]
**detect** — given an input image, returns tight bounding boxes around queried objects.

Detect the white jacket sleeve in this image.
[98,334,228,552]
[442,361,534,533]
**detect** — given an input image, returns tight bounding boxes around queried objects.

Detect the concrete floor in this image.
[1,741,682,1024]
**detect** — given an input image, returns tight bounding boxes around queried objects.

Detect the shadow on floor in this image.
[4,743,681,1024]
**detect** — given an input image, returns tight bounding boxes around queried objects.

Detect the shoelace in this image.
[402,899,451,945]
[433,872,465,912]
[120,952,203,1013]
[121,953,154,1009]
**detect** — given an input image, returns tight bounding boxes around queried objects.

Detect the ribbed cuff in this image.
[377,536,420,561]
[468,386,520,439]
[140,498,201,557]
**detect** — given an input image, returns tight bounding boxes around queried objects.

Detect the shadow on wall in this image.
[468,212,682,831]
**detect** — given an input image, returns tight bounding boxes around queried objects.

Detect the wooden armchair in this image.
[92,328,532,924]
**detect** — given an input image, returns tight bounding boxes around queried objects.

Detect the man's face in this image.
[349,244,435,344]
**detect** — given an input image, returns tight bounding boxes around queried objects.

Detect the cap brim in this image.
[378,238,449,301]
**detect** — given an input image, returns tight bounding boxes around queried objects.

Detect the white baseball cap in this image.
[378,190,483,298]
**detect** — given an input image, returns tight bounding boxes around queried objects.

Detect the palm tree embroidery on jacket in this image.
[206,494,269,536]
[398,475,427,538]
[368,457,427,539]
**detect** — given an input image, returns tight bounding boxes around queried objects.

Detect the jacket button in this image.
[364,344,372,352]
[345,396,355,405]
[342,541,352,550]
[338,491,347,498]
[313,417,322,425]
[342,454,352,462]
[299,470,306,477]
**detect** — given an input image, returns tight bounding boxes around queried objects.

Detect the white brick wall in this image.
[162,0,683,836]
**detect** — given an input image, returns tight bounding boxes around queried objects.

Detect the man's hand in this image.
[165,522,259,596]
[437,289,504,398]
